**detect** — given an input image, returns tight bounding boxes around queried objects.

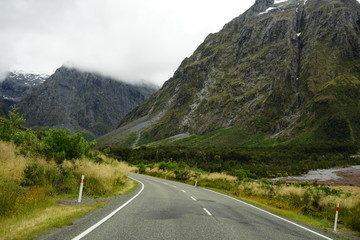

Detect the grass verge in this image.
[0,200,106,240]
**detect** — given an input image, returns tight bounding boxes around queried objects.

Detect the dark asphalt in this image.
[36,173,337,240]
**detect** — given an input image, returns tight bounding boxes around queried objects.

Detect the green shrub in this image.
[174,169,190,181]
[137,163,146,174]
[158,161,167,171]
[41,128,95,163]
[22,162,62,192]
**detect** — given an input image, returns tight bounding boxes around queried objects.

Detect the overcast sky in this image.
[0,0,255,86]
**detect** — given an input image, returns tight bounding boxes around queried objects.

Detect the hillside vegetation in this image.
[0,106,136,239]
[108,0,360,148]
[109,143,360,179]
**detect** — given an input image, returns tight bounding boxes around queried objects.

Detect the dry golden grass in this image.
[63,158,135,194]
[237,181,275,196]
[332,186,360,195]
[0,141,27,182]
[320,186,360,208]
[320,195,359,208]
[145,167,176,178]
[200,172,237,181]
[277,185,307,196]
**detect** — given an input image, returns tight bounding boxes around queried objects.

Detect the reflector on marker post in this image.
[78,175,85,203]
[333,203,340,231]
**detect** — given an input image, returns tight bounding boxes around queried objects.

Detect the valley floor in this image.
[272,165,360,187]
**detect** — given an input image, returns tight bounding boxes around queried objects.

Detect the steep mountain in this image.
[0,97,6,117]
[18,66,157,138]
[100,0,360,147]
[0,71,48,110]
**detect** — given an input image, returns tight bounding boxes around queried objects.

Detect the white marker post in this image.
[78,175,85,203]
[195,180,198,187]
[333,203,340,231]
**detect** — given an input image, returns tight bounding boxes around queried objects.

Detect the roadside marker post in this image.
[195,180,198,187]
[333,203,340,232]
[78,175,85,203]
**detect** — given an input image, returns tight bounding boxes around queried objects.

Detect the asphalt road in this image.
[37,173,337,240]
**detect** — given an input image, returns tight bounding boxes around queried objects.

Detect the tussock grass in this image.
[276,185,306,196]
[0,141,27,182]
[199,172,237,181]
[63,158,134,195]
[145,167,176,178]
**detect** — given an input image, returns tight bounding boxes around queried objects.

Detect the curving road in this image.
[37,173,337,240]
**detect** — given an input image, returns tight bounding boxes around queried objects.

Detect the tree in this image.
[8,105,25,127]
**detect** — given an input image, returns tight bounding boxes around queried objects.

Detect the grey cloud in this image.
[0,0,255,85]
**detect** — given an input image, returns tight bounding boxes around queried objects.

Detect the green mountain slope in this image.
[100,0,360,148]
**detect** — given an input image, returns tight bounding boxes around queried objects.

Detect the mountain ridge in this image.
[101,0,360,147]
[0,71,48,112]
[18,66,157,138]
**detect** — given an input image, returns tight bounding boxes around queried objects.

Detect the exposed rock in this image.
[0,71,48,110]
[18,66,157,137]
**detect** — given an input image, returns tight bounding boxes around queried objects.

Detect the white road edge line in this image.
[191,196,197,201]
[201,188,333,240]
[71,176,145,240]
[203,208,212,216]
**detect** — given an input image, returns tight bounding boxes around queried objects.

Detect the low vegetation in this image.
[110,144,360,178]
[0,107,136,239]
[136,162,360,233]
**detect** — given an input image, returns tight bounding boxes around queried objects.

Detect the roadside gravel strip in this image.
[37,174,337,240]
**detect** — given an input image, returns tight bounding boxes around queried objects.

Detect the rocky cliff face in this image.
[0,71,48,110]
[18,67,157,137]
[118,0,360,144]
[0,98,6,117]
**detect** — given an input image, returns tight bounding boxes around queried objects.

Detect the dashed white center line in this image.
[173,186,177,188]
[190,196,197,201]
[182,190,186,193]
[203,208,212,216]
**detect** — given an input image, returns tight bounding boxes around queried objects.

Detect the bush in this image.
[22,161,62,193]
[174,169,190,181]
[41,128,95,163]
[137,163,146,174]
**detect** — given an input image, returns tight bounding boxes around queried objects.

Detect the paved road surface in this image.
[37,173,337,240]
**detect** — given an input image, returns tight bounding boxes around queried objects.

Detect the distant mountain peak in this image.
[18,66,157,138]
[0,71,48,108]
